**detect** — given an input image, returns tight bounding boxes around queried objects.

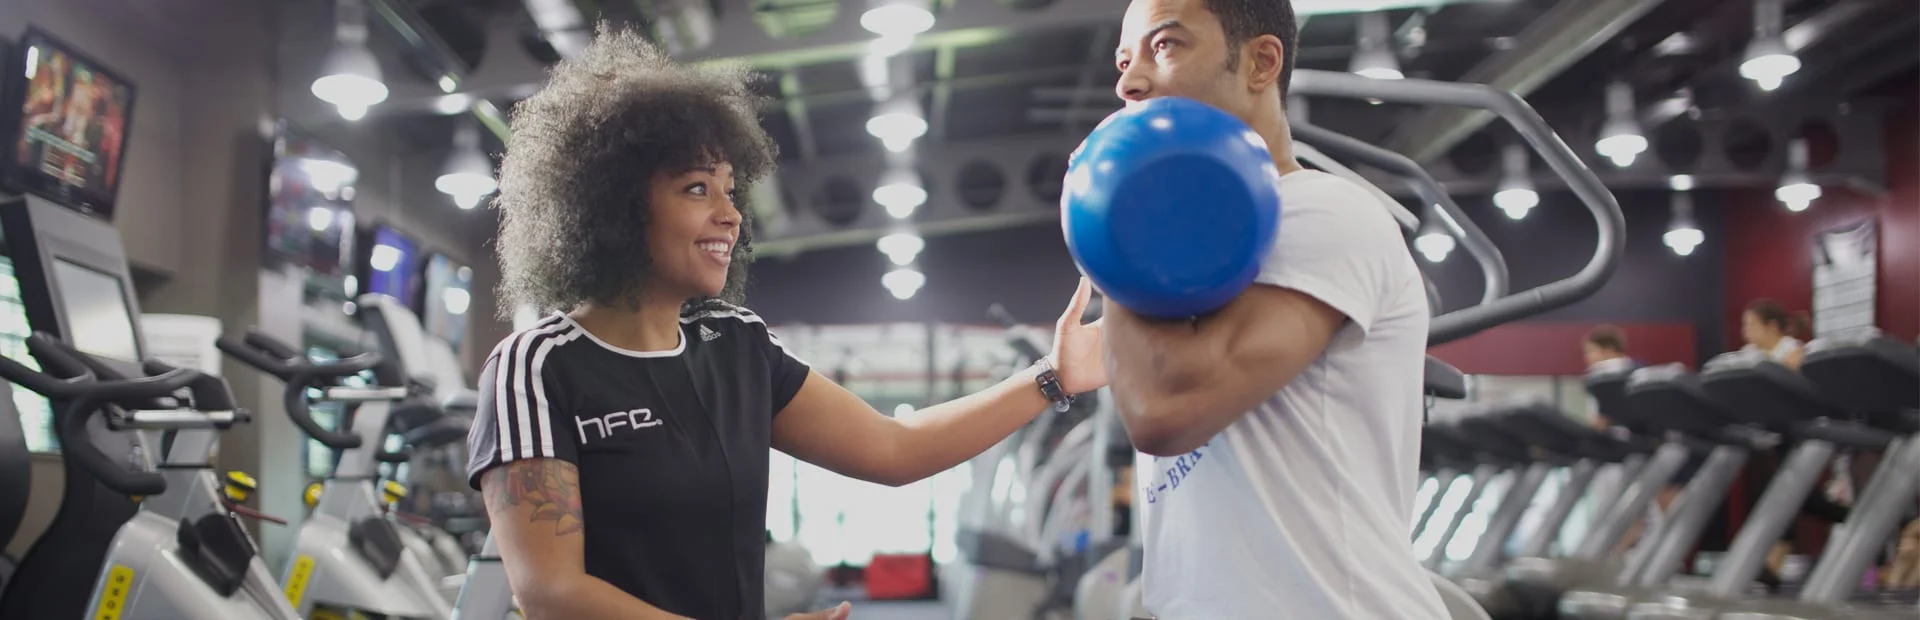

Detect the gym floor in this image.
[812,586,950,619]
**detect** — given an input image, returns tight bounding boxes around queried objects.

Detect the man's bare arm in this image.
[1104,285,1346,456]
[481,459,691,620]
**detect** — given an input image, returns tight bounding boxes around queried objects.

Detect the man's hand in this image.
[1051,278,1108,394]
[785,601,851,620]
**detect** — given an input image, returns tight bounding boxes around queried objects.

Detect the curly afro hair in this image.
[493,23,777,317]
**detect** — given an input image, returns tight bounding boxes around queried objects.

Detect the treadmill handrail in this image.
[1291,70,1626,345]
[1291,121,1508,311]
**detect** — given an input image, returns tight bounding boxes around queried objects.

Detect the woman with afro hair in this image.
[465,25,1107,620]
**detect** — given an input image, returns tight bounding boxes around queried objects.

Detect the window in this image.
[0,258,56,452]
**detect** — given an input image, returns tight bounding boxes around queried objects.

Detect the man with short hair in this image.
[1100,0,1449,617]
[1583,325,1634,374]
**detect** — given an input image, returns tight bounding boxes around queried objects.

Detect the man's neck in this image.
[1249,101,1303,176]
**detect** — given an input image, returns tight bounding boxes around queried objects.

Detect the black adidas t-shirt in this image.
[466,304,811,619]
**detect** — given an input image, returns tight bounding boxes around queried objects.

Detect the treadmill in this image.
[1562,350,1903,619]
[1667,335,1920,620]
[1421,418,1517,569]
[1558,364,1763,619]
[1496,366,1701,619]
[1451,400,1652,619]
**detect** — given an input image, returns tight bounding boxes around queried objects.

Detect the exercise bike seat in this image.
[403,416,471,449]
[175,513,260,598]
[349,517,407,580]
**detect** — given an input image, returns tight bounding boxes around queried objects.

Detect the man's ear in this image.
[1244,34,1285,93]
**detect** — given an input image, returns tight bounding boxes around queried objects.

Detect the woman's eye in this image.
[687,182,708,196]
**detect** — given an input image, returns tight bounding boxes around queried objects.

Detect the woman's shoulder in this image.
[680,300,769,327]
[485,314,591,364]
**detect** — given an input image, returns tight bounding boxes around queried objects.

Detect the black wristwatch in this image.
[1034,358,1074,412]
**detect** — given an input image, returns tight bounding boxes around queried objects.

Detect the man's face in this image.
[1583,342,1617,366]
[1115,0,1253,118]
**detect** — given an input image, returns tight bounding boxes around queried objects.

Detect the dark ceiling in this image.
[371,0,1915,163]
[318,0,1916,253]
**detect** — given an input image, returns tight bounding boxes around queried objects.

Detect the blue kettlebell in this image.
[1061,97,1283,319]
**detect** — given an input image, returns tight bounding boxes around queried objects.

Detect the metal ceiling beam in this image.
[364,0,515,141]
[928,45,958,143]
[779,71,820,160]
[1386,0,1667,163]
[1059,25,1117,134]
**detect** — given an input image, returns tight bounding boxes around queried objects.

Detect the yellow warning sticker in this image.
[94,565,135,620]
[285,554,317,607]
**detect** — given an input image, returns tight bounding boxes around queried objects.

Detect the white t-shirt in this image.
[1134,170,1448,619]
[1740,336,1804,363]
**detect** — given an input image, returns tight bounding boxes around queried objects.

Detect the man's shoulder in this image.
[1276,171,1402,236]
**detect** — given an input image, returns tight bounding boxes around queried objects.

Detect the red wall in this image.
[1430,321,1698,375]
[1722,89,1920,346]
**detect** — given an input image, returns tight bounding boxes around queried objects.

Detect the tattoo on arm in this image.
[483,460,585,536]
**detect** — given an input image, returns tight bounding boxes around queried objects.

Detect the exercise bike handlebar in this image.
[0,334,215,496]
[1290,69,1626,345]
[216,330,372,450]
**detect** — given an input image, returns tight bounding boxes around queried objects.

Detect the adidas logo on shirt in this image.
[699,325,722,342]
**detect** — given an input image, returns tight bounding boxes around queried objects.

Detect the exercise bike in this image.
[219,295,455,619]
[0,333,300,620]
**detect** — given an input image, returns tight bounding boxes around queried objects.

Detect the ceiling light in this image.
[1595,81,1646,168]
[1414,215,1454,263]
[1349,12,1402,80]
[1740,0,1800,92]
[436,124,497,210]
[1664,192,1704,256]
[877,231,925,266]
[867,105,928,141]
[1494,144,1538,220]
[312,0,387,121]
[860,0,935,38]
[1669,174,1696,191]
[869,34,915,58]
[882,268,926,300]
[1776,138,1820,212]
[874,169,927,219]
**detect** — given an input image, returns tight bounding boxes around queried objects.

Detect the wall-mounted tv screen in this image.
[421,253,473,350]
[5,29,136,219]
[364,225,420,310]
[264,125,359,304]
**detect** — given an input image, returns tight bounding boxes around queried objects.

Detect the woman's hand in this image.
[1051,278,1108,394]
[785,601,851,620]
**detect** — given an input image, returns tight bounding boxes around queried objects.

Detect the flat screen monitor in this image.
[365,226,420,310]
[50,258,138,362]
[422,253,472,350]
[5,29,136,218]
